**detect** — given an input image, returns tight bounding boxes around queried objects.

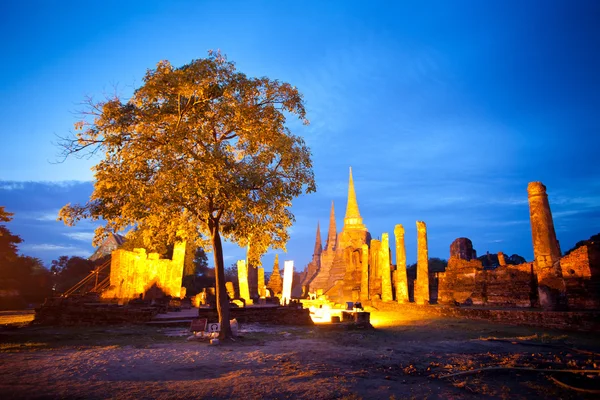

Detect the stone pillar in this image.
[360,244,369,301]
[248,265,258,298]
[380,233,393,302]
[415,221,430,305]
[527,182,566,310]
[237,260,252,305]
[281,260,294,305]
[225,281,236,299]
[394,224,409,303]
[258,267,266,298]
[369,239,381,297]
[497,252,507,266]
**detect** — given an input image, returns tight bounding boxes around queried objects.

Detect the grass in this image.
[0,324,184,351]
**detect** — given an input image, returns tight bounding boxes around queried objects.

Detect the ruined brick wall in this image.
[101,242,185,302]
[483,263,536,307]
[342,247,362,302]
[197,306,314,326]
[560,244,600,309]
[437,257,485,305]
[439,256,537,308]
[561,245,593,278]
[436,245,600,310]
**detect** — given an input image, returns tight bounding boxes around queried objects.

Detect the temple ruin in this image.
[297,171,599,312]
[267,254,283,297]
[101,241,186,301]
[437,182,599,310]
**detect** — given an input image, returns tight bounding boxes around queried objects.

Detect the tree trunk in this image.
[209,218,232,339]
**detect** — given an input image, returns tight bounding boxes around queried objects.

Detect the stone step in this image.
[151,308,199,322]
[146,319,195,327]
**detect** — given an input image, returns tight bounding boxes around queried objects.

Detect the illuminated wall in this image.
[101,241,186,302]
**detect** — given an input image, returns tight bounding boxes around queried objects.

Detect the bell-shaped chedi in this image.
[310,203,338,292]
[344,166,364,228]
[338,167,371,250]
[267,254,283,297]
[301,222,323,289]
[329,168,371,289]
[313,221,323,256]
[450,238,477,261]
[325,201,337,252]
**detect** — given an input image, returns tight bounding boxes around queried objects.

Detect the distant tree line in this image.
[0,206,227,310]
[563,232,600,257]
[0,207,53,309]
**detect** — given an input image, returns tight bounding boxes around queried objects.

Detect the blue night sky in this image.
[1,0,599,271]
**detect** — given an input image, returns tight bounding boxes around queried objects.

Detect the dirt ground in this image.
[0,309,599,399]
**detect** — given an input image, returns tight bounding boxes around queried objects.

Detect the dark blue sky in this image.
[1,1,599,269]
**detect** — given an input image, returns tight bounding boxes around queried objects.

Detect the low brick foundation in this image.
[370,300,600,332]
[198,306,314,326]
[34,296,159,326]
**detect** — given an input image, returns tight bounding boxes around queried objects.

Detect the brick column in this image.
[394,224,409,303]
[237,260,252,304]
[360,244,369,301]
[380,233,393,301]
[527,182,566,310]
[415,221,430,305]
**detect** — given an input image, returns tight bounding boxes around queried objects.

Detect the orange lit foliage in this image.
[58,52,315,338]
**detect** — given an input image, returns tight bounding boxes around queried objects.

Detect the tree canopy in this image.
[58,52,315,338]
[50,255,96,294]
[0,207,52,309]
[0,206,22,266]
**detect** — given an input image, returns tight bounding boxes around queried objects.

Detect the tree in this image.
[182,247,213,296]
[564,232,600,256]
[58,52,315,338]
[192,247,210,275]
[0,206,22,266]
[0,208,53,308]
[50,256,96,293]
[15,256,52,303]
[428,257,448,273]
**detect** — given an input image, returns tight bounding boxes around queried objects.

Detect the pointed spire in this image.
[325,201,337,251]
[313,221,323,256]
[344,167,363,224]
[267,254,283,296]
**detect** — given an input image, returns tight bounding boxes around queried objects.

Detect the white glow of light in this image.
[281,260,294,305]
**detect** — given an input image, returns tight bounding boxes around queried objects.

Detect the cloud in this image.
[19,243,91,258]
[0,182,25,190]
[63,232,95,242]
[0,180,93,214]
[21,244,76,252]
[2,209,61,221]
